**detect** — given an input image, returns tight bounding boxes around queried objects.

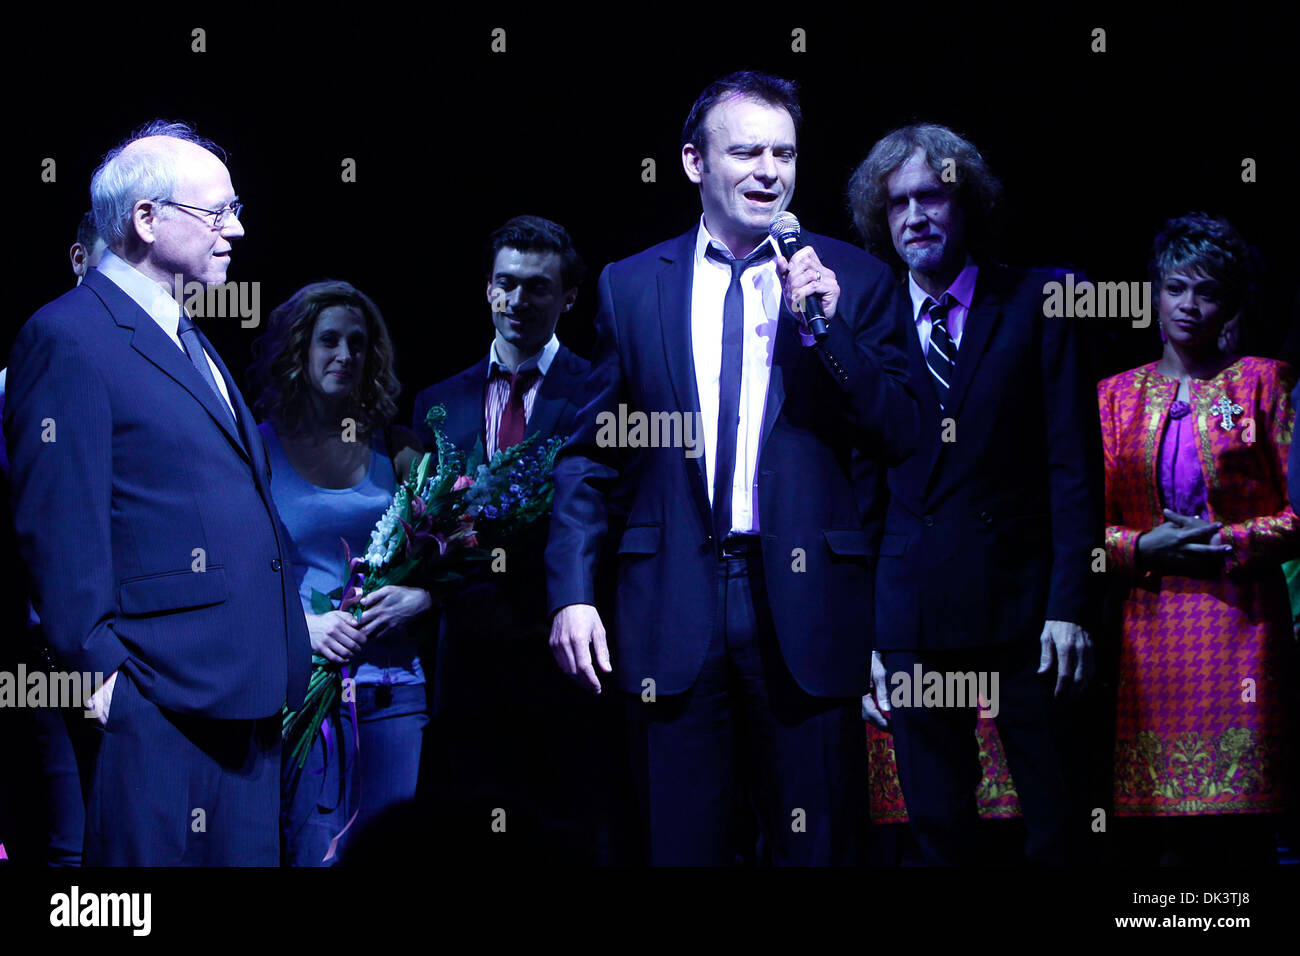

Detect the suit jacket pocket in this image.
[103,667,132,733]
[876,533,908,558]
[823,529,871,558]
[118,566,229,616]
[617,524,662,556]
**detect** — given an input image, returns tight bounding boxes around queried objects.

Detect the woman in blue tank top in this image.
[248,280,430,865]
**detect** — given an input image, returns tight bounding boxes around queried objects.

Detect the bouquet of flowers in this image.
[282,404,566,769]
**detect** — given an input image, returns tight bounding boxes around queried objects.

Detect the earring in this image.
[1159,321,1167,343]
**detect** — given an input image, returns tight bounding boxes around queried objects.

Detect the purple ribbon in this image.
[322,665,363,864]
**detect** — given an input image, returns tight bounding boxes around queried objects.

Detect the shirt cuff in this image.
[795,314,817,347]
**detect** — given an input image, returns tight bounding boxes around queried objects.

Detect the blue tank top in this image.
[260,422,424,685]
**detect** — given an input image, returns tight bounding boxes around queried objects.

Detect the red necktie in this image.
[496,368,539,451]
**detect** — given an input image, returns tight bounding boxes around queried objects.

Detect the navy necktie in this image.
[176,311,237,429]
[704,241,774,539]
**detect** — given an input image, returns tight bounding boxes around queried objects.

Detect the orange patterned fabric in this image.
[866,720,1023,823]
[1099,357,1298,816]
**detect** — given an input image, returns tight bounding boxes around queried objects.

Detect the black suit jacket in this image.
[412,344,592,714]
[412,344,590,455]
[3,268,310,718]
[874,265,1103,652]
[545,227,918,699]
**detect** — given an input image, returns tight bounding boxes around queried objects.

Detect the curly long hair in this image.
[247,280,400,439]
[847,123,1004,270]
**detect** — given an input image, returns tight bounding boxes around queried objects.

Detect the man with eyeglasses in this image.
[157,197,243,226]
[3,120,309,865]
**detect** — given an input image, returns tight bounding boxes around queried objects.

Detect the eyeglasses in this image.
[155,198,243,228]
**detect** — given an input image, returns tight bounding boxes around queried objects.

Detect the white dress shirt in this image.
[908,262,979,354]
[691,217,780,534]
[96,249,236,418]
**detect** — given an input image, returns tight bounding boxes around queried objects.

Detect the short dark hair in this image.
[847,123,1004,268]
[1149,212,1255,317]
[75,209,99,250]
[681,71,801,155]
[485,215,586,290]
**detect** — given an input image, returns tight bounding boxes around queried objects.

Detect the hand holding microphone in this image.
[769,212,838,340]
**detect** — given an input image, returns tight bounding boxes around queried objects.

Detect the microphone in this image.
[768,212,830,341]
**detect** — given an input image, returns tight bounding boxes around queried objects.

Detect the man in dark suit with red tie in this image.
[4,121,310,865]
[545,72,918,865]
[411,216,618,860]
[849,123,1102,865]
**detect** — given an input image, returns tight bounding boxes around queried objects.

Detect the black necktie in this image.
[704,241,774,538]
[176,311,237,428]
[924,293,957,410]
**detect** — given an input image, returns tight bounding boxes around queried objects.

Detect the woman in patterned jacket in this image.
[1099,212,1298,864]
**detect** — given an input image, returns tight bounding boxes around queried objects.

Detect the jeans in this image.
[281,682,427,866]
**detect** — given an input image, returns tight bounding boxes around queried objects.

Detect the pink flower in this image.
[397,516,436,559]
[453,475,473,491]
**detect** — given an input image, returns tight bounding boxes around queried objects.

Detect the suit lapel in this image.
[450,359,490,452]
[757,231,830,458]
[86,270,250,462]
[657,230,713,532]
[759,297,800,456]
[896,290,948,492]
[526,346,579,442]
[923,268,1004,492]
[942,271,1003,419]
[200,327,256,461]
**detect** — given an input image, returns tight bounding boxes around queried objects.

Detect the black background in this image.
[4,8,1294,425]
[1,3,1298,917]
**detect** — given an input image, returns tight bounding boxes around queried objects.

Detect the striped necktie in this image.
[924,293,957,409]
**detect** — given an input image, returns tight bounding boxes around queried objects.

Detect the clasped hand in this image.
[307,585,432,664]
[1137,508,1232,574]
